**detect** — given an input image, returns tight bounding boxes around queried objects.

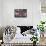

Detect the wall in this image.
[32,0,41,28]
[2,0,41,27]
[0,0,3,26]
[0,0,4,38]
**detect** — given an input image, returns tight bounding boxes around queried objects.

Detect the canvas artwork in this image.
[14,9,27,17]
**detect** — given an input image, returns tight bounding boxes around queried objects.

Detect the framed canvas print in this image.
[14,9,27,17]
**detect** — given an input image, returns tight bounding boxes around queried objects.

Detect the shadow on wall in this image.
[0,26,5,40]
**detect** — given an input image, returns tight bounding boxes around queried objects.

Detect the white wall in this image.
[32,0,41,28]
[0,0,3,26]
[2,0,41,27]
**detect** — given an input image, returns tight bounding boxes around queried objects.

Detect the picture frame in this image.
[14,9,27,17]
